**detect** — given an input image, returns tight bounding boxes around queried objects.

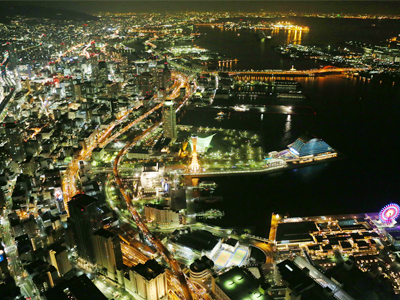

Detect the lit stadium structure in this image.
[379,203,400,225]
[190,135,200,172]
[288,134,333,157]
[188,134,216,154]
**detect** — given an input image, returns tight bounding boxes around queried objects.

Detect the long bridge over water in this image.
[204,65,369,77]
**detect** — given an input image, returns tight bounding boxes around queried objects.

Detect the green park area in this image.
[177,125,266,172]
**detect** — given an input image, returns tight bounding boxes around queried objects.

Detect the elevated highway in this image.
[111,71,194,299]
[62,71,188,215]
[62,69,194,299]
[113,123,194,300]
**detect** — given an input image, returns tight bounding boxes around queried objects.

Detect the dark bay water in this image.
[178,18,400,236]
[180,76,400,236]
[193,17,400,71]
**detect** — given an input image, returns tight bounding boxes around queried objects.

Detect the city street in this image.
[1,214,40,300]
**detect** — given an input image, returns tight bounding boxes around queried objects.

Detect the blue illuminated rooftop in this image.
[289,134,333,157]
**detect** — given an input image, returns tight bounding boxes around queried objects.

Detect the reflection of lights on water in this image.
[283,114,292,143]
[285,120,291,132]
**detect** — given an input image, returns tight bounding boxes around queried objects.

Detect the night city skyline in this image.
[0,2,400,300]
[4,1,400,15]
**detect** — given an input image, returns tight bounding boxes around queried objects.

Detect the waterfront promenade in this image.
[183,153,344,178]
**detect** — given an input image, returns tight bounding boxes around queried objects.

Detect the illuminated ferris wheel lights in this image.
[379,203,400,224]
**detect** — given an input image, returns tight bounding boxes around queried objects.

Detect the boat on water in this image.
[217,111,225,116]
[233,105,249,112]
[254,31,272,42]
[199,181,218,190]
[215,111,226,120]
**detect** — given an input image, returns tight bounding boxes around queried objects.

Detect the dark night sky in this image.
[5,1,400,15]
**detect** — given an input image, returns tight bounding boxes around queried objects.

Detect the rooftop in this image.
[383,226,400,239]
[276,221,317,243]
[44,274,107,300]
[215,267,272,300]
[48,243,67,254]
[298,133,315,143]
[175,230,220,252]
[69,194,98,209]
[131,259,165,281]
[325,257,397,300]
[224,238,239,247]
[190,256,214,273]
[93,228,116,239]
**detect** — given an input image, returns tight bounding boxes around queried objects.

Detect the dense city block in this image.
[0,4,400,300]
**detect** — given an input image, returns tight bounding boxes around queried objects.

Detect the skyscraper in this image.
[6,43,18,73]
[98,60,108,81]
[93,228,124,284]
[74,83,83,101]
[49,244,72,277]
[130,259,167,300]
[139,72,154,96]
[161,60,171,89]
[162,100,176,140]
[68,194,103,264]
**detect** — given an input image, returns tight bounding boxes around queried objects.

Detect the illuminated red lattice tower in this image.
[190,135,200,172]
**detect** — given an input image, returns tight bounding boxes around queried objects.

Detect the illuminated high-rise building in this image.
[98,60,108,81]
[93,228,124,284]
[68,194,103,264]
[49,244,72,277]
[162,100,176,140]
[139,72,154,96]
[190,256,214,285]
[130,259,167,300]
[6,43,18,72]
[144,204,179,227]
[161,60,171,89]
[190,135,200,172]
